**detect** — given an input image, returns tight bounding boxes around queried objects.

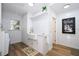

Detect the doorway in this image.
[52,17,56,44]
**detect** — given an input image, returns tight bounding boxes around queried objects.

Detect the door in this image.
[52,17,56,44]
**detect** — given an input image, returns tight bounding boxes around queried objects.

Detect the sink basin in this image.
[28,33,37,40]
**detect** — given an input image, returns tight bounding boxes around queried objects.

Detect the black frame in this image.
[62,17,75,34]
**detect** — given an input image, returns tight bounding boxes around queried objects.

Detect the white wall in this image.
[21,14,28,44]
[2,11,22,44]
[27,13,33,33]
[0,3,1,29]
[0,3,1,28]
[21,13,34,46]
[2,11,22,31]
[56,9,79,49]
[32,13,49,34]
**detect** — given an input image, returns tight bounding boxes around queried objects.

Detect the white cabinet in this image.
[9,30,22,44]
[26,34,48,55]
[2,33,10,55]
[37,36,45,54]
[32,40,38,50]
[0,31,10,56]
[0,31,4,55]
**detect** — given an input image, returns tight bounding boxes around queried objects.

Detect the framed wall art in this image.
[62,17,75,34]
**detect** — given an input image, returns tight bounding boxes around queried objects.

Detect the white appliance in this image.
[0,31,10,56]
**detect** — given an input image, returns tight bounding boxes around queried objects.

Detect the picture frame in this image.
[62,17,75,34]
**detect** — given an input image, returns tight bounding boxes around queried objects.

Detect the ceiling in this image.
[51,3,79,14]
[2,3,50,16]
[2,3,28,15]
[2,3,79,16]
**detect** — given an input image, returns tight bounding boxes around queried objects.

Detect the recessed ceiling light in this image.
[64,4,70,9]
[28,3,33,6]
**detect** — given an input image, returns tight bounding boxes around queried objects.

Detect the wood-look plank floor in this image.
[6,42,79,56]
[46,44,79,56]
[6,42,42,56]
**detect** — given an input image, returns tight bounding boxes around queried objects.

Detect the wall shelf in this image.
[31,11,48,18]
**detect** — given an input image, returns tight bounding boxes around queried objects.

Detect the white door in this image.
[52,17,56,44]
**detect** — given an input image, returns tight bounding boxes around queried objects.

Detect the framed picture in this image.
[62,17,75,34]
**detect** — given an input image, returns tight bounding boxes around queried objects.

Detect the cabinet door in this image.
[3,33,10,55]
[37,36,44,54]
[0,31,10,55]
[9,30,22,44]
[33,40,38,50]
[37,35,49,55]
[0,32,3,55]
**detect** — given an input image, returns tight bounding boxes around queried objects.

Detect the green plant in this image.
[42,6,47,12]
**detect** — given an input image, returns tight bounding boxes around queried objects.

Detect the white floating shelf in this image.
[31,11,48,18]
